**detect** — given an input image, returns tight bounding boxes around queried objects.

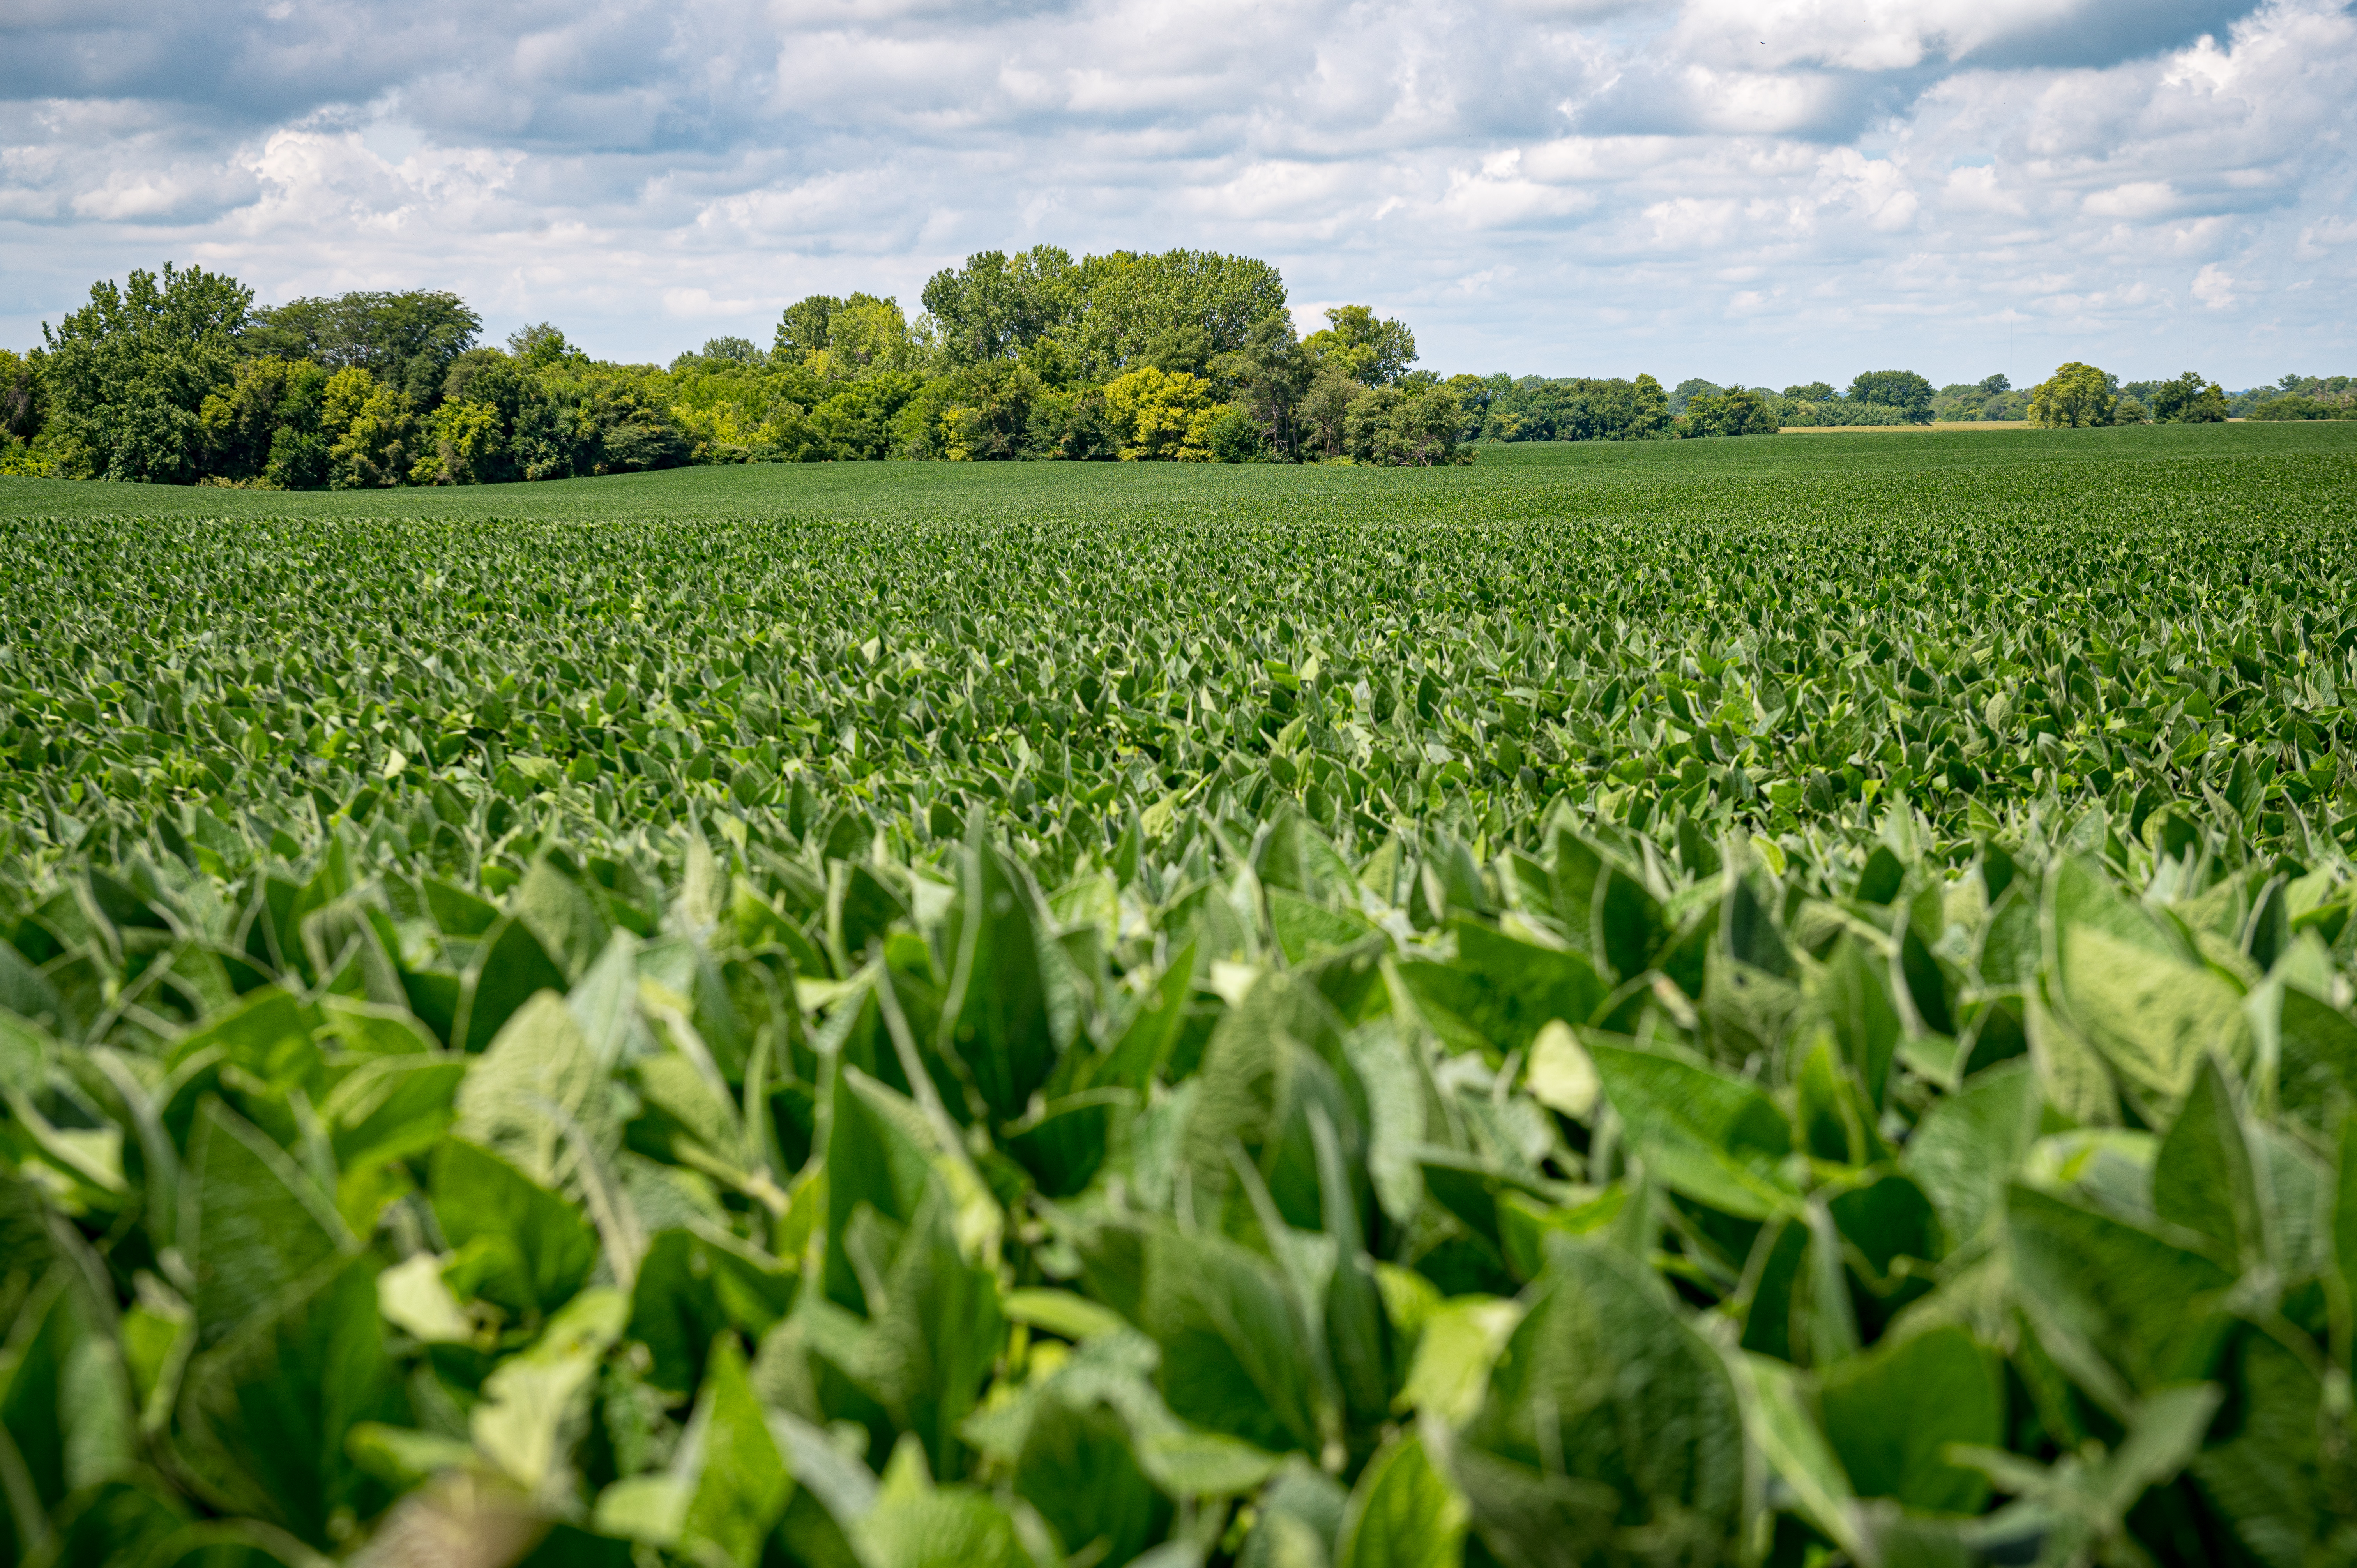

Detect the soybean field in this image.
[2,422,2356,1568]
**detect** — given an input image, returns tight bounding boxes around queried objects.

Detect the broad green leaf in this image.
[180,1098,350,1346]
[1004,1090,1122,1198]
[1239,1461,1348,1568]
[2005,1182,2235,1408]
[1818,1326,2002,1515]
[325,1053,465,1170]
[1587,1042,1796,1219]
[172,1255,406,1546]
[2270,981,2357,1126]
[1334,1430,1467,1568]
[2048,855,2248,1121]
[1454,1238,1743,1557]
[429,1137,598,1319]
[423,878,500,939]
[1814,933,1901,1109]
[166,985,322,1090]
[1012,1390,1171,1568]
[856,1435,1045,1568]
[453,913,569,1053]
[1731,1354,1871,1566]
[0,1264,136,1521]
[451,988,611,1190]
[513,856,609,980]
[823,1066,943,1314]
[1521,1020,1598,1121]
[469,1285,629,1494]
[2187,1330,2356,1564]
[938,834,1067,1121]
[374,1252,473,1344]
[2150,1052,2264,1271]
[629,1223,799,1398]
[1396,1296,1521,1427]
[1141,1224,1324,1457]
[678,1333,795,1568]
[1394,923,1605,1059]
[1897,1061,2037,1254]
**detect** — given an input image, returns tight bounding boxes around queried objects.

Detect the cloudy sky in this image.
[4,0,2351,387]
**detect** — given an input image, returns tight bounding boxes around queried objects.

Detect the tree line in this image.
[2,256,2342,487]
[0,253,1475,485]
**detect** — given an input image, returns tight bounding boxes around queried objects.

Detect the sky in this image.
[3,0,2352,390]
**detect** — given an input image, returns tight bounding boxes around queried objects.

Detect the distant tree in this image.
[1141,326,1214,378]
[906,360,1045,459]
[1671,378,1724,415]
[198,356,330,486]
[322,367,417,488]
[1977,373,2011,395]
[1469,373,1669,442]
[244,290,480,410]
[417,350,534,484]
[1781,381,1837,403]
[2028,362,2118,427]
[820,295,925,380]
[2250,395,2355,422]
[0,349,43,443]
[1304,305,1417,386]
[701,335,762,363]
[1344,382,1465,465]
[775,296,843,362]
[507,324,580,372]
[1845,370,1935,422]
[1680,388,1779,438]
[1067,249,1290,377]
[1299,365,1367,458]
[1630,375,1672,437]
[1442,373,1498,442]
[2146,371,2230,423]
[1102,366,1221,460]
[1204,405,1267,463]
[1211,316,1313,461]
[922,247,1079,365]
[1027,386,1120,461]
[42,262,251,482]
[808,374,922,459]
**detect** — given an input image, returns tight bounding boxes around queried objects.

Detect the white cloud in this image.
[2,0,2352,386]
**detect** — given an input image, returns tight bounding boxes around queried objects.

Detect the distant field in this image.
[5,418,2357,1567]
[2,417,2348,524]
[1778,420,2036,432]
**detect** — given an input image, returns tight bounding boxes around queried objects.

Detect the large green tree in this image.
[920,247,1290,380]
[1066,249,1289,376]
[774,295,841,360]
[1681,387,1779,438]
[1305,304,1416,385]
[0,349,42,442]
[243,290,481,410]
[2028,362,2118,427]
[2147,370,2229,423]
[1845,369,1935,422]
[197,356,331,487]
[42,262,251,482]
[1211,316,1313,460]
[921,246,1080,366]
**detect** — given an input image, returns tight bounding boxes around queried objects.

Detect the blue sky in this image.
[4,0,2351,388]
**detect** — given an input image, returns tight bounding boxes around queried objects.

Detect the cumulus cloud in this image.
[1,0,2350,384]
